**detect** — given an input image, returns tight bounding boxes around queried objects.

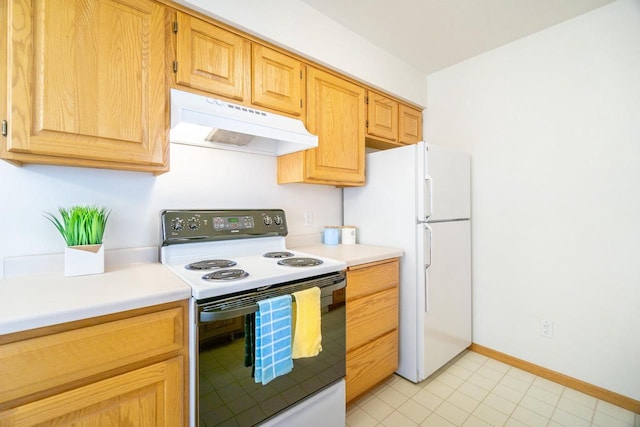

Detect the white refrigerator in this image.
[344,141,471,383]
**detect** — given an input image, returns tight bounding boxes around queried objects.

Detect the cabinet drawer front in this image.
[346,329,398,403]
[347,287,398,352]
[0,307,184,404]
[347,259,399,301]
[0,357,183,427]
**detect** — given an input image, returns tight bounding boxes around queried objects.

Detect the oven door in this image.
[196,272,346,427]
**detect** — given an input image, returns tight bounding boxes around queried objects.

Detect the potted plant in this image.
[44,205,111,277]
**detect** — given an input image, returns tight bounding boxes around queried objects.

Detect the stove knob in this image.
[187,217,201,230]
[274,215,283,225]
[170,217,184,231]
[263,215,273,226]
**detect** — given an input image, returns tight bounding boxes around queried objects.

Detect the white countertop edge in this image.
[294,243,403,267]
[0,286,191,335]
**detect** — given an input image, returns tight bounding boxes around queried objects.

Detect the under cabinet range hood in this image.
[169,89,318,156]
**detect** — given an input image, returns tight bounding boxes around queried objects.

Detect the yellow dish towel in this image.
[291,287,322,358]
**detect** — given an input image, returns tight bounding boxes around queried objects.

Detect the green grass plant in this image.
[44,206,111,246]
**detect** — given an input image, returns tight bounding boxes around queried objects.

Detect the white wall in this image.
[425,0,640,400]
[173,0,428,107]
[0,145,341,278]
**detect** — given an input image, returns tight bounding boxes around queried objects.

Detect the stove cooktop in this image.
[159,209,346,300]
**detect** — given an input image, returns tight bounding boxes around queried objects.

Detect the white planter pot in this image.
[64,244,104,277]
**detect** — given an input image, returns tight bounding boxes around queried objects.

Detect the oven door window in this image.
[198,290,345,427]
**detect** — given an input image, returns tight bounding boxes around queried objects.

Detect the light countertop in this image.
[0,262,191,335]
[296,244,403,267]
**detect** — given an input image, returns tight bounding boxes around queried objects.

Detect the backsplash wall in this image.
[0,144,342,278]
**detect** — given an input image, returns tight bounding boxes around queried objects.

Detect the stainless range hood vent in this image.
[170,89,318,156]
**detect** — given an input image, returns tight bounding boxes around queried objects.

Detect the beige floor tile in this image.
[595,400,636,424]
[506,367,536,384]
[462,415,494,427]
[458,381,491,401]
[380,410,418,426]
[462,351,489,364]
[424,379,456,400]
[561,387,597,408]
[592,409,635,427]
[519,395,555,419]
[483,358,511,374]
[532,376,564,395]
[448,363,476,380]
[376,385,410,408]
[468,371,500,391]
[556,395,595,421]
[447,390,481,413]
[504,417,528,427]
[499,374,532,394]
[483,392,518,415]
[551,407,592,427]
[412,388,445,412]
[346,407,379,427]
[359,395,394,421]
[455,357,484,372]
[476,364,508,382]
[525,385,561,407]
[435,401,472,425]
[510,406,549,427]
[492,383,526,404]
[473,402,510,426]
[437,371,467,389]
[398,399,432,424]
[421,412,457,426]
[390,376,423,398]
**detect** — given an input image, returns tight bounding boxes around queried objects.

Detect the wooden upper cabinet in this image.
[174,11,249,102]
[367,91,398,142]
[2,0,168,172]
[365,90,423,149]
[278,67,365,186]
[252,44,304,116]
[399,104,422,144]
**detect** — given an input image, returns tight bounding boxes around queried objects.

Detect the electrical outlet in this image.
[541,320,554,338]
[303,212,313,227]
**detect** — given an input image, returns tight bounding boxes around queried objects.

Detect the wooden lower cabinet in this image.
[0,300,189,426]
[346,258,399,403]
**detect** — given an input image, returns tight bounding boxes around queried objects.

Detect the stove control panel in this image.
[161,209,288,244]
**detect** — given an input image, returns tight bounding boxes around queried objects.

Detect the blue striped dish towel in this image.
[255,294,293,385]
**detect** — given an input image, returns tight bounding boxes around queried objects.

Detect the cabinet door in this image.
[399,104,422,144]
[5,0,167,169]
[252,44,303,116]
[175,11,248,101]
[0,357,184,427]
[305,67,365,183]
[366,91,398,142]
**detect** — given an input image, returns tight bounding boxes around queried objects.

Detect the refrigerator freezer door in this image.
[425,144,471,222]
[422,220,472,380]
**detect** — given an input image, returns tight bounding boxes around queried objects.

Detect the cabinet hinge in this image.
[173,60,178,73]
[1,120,7,137]
[365,96,369,105]
[173,21,178,33]
[365,120,369,128]
[299,70,302,80]
[300,99,303,108]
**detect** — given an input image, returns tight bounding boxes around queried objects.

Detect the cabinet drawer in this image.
[0,306,185,404]
[346,287,398,352]
[347,259,399,300]
[346,329,398,403]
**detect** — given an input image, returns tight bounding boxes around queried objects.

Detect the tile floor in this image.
[346,350,640,427]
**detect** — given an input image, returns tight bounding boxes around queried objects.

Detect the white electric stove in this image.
[159,209,347,427]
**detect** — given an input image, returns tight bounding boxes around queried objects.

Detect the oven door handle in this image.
[200,304,259,323]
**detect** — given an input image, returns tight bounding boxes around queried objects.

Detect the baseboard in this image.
[469,343,640,414]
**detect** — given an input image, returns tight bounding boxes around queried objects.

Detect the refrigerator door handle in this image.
[424,223,432,313]
[424,175,433,221]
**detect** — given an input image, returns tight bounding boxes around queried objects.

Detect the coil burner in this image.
[185,260,237,270]
[263,251,295,258]
[202,269,249,281]
[277,257,324,267]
